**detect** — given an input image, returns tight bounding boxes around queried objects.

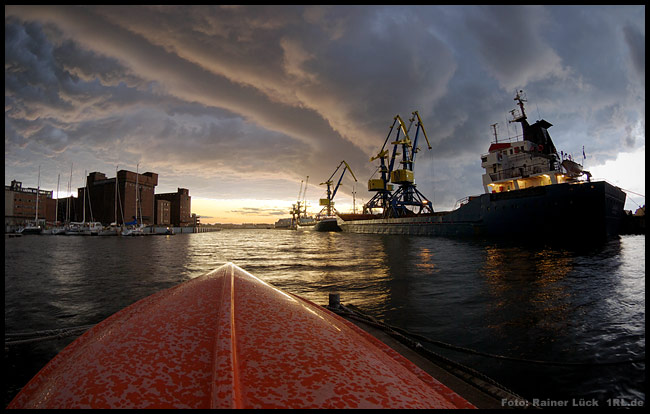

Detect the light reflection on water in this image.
[4,231,645,406]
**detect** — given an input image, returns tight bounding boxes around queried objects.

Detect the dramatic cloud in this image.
[5,5,645,220]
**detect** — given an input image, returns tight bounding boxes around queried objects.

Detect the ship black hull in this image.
[338,181,626,241]
[314,218,342,232]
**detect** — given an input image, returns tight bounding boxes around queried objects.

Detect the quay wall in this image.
[149,226,220,234]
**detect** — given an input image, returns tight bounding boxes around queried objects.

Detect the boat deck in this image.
[324,301,532,409]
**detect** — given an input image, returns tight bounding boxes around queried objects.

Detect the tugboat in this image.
[337,91,627,240]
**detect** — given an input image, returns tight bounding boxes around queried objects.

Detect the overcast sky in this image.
[5,5,645,223]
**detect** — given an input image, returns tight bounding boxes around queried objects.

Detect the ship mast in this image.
[511,90,527,123]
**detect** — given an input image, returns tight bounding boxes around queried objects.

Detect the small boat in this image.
[98,224,121,236]
[8,263,490,409]
[65,221,102,236]
[121,224,146,236]
[50,227,67,235]
[17,224,42,235]
[64,222,84,235]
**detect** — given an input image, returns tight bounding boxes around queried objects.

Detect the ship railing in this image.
[486,133,525,148]
[489,164,561,182]
[453,196,470,210]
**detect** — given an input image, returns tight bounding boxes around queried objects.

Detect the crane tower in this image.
[363,111,433,218]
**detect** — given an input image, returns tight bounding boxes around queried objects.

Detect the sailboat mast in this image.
[66,163,73,224]
[115,166,118,225]
[82,170,86,224]
[35,165,40,223]
[135,163,139,225]
[303,176,309,216]
[55,174,60,225]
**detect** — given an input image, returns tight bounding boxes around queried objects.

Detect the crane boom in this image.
[319,160,357,217]
[412,111,432,150]
[302,176,309,203]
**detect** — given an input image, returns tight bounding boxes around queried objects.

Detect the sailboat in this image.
[99,167,123,236]
[122,164,146,236]
[66,170,102,235]
[59,163,74,234]
[49,174,66,235]
[18,166,43,235]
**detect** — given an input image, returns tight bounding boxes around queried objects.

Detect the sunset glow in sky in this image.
[5,5,645,223]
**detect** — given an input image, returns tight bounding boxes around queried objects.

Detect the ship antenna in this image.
[491,123,499,143]
[514,89,527,120]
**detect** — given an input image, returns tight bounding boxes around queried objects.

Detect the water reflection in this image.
[414,247,437,272]
[4,231,644,406]
[481,246,574,344]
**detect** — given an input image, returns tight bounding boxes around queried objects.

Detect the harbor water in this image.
[4,230,645,408]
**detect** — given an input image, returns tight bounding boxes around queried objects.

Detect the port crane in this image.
[290,176,310,229]
[317,161,357,219]
[363,111,433,217]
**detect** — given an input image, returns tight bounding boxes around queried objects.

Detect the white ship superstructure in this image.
[480,91,589,194]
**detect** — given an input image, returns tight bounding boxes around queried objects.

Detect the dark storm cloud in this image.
[623,24,645,88]
[463,6,567,91]
[5,5,645,210]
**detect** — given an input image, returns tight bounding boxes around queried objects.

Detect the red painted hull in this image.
[8,263,475,409]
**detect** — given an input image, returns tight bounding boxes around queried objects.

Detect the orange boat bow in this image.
[8,263,475,409]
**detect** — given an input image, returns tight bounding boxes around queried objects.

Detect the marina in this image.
[4,230,645,407]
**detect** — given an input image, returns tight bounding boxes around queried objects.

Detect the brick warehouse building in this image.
[7,171,193,230]
[155,188,192,227]
[155,199,171,226]
[5,180,56,230]
[83,170,159,226]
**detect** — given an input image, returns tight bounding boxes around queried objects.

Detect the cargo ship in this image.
[337,91,626,240]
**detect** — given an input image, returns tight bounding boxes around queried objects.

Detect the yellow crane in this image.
[364,111,433,217]
[318,161,357,218]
